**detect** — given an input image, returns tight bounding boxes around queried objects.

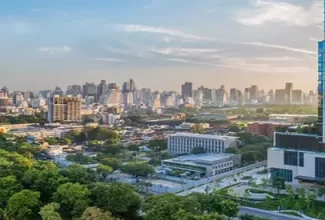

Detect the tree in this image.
[137,181,153,194]
[228,125,240,132]
[91,183,142,219]
[220,200,239,219]
[143,194,202,220]
[191,147,206,154]
[239,214,271,220]
[39,203,62,220]
[80,207,115,220]
[0,149,33,178]
[147,140,168,151]
[172,209,227,220]
[272,177,285,195]
[53,183,90,218]
[99,157,121,170]
[66,152,96,164]
[120,163,154,177]
[97,164,113,179]
[60,164,95,184]
[260,178,269,190]
[61,138,72,145]
[225,147,240,154]
[5,190,40,220]
[0,175,23,207]
[22,168,68,203]
[128,145,140,152]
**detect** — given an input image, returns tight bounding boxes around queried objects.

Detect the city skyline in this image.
[0,0,322,91]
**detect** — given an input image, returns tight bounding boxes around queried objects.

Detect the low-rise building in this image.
[162,153,241,177]
[247,121,290,138]
[168,133,237,155]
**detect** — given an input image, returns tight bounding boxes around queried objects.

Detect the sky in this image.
[0,0,323,92]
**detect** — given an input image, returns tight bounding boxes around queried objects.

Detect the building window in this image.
[299,152,304,167]
[271,168,293,182]
[315,157,325,178]
[284,151,298,166]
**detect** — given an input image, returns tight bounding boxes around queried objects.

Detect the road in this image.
[239,207,305,220]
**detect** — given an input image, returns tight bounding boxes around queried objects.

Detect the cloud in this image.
[236,0,322,26]
[114,24,215,41]
[91,57,126,62]
[254,56,302,62]
[150,47,221,58]
[105,46,145,57]
[241,42,316,55]
[166,56,313,73]
[309,37,322,42]
[38,46,71,54]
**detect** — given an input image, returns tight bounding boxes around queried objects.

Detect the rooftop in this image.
[248,121,291,125]
[269,114,317,117]
[164,153,236,165]
[169,132,237,140]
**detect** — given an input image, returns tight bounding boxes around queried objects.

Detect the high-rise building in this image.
[292,90,303,105]
[0,87,9,98]
[108,83,118,90]
[193,89,203,108]
[285,82,293,104]
[181,82,193,98]
[97,80,108,100]
[0,87,12,113]
[229,88,242,105]
[267,4,325,184]
[53,86,64,96]
[83,83,97,100]
[47,96,82,123]
[215,86,228,106]
[274,89,287,104]
[249,85,259,100]
[66,85,82,96]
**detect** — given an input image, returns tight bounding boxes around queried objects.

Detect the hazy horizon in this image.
[0,0,322,92]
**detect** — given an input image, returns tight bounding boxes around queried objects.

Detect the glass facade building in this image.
[319,1,325,142]
[318,41,325,142]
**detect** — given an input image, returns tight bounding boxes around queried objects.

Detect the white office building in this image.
[168,133,237,155]
[267,133,325,184]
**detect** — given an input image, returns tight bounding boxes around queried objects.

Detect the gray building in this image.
[162,153,241,177]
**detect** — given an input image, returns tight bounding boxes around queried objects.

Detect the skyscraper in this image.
[249,85,259,100]
[83,83,97,100]
[181,82,193,98]
[97,80,108,100]
[47,95,82,123]
[285,82,293,104]
[319,28,325,142]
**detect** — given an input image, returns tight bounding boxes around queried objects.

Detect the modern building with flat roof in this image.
[267,2,325,185]
[162,153,241,177]
[167,132,238,155]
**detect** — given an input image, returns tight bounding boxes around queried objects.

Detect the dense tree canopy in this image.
[39,203,62,220]
[5,190,40,220]
[90,183,142,219]
[53,183,90,218]
[120,163,154,177]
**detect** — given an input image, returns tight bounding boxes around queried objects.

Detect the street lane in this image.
[239,207,305,220]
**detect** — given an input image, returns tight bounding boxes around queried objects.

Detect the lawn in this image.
[126,159,148,165]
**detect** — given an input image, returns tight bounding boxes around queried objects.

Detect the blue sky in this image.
[0,0,322,92]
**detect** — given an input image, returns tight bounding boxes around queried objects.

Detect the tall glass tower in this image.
[319,2,325,142]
